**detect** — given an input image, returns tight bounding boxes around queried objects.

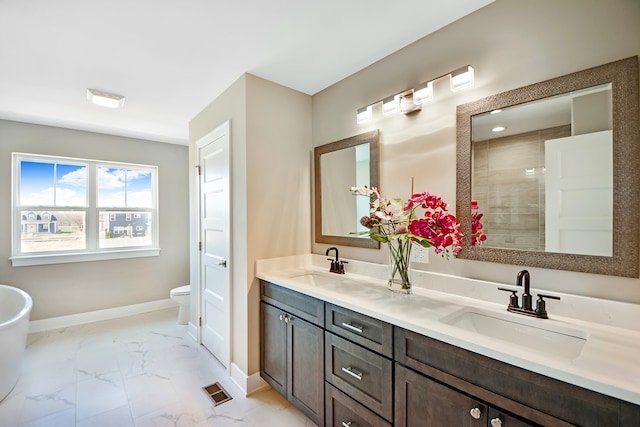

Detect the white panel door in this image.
[198,121,230,368]
[545,130,612,256]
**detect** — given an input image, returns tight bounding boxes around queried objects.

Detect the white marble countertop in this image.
[256,254,640,406]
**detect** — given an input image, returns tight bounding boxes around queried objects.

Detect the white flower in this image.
[350,185,379,197]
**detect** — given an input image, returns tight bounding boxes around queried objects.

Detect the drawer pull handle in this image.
[341,366,363,381]
[341,322,364,333]
[342,422,352,427]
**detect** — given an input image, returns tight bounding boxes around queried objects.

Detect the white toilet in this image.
[170,285,190,325]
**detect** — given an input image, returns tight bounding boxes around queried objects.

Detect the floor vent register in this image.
[202,382,233,406]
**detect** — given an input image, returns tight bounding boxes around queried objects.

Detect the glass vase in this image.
[387,239,412,294]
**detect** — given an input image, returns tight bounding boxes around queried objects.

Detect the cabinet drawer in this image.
[325,332,393,421]
[260,280,324,327]
[326,383,391,427]
[325,303,393,358]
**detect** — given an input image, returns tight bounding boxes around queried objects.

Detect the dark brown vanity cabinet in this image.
[260,281,640,427]
[260,281,325,426]
[395,327,640,427]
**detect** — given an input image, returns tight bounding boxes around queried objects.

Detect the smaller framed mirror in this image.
[315,130,380,248]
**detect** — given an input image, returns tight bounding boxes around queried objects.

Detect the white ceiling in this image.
[0,0,493,145]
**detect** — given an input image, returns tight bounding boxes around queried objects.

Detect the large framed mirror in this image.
[456,56,639,277]
[315,130,380,248]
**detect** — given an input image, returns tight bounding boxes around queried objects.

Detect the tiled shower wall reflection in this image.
[472,125,570,251]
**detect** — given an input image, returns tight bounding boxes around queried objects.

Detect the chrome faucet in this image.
[325,247,347,274]
[498,270,560,319]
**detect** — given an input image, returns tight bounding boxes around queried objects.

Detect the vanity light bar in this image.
[356,65,475,123]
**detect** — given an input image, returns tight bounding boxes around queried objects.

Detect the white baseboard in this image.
[29,299,177,333]
[187,321,198,342]
[229,363,269,396]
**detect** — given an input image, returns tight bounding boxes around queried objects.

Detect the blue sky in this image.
[20,161,152,207]
[20,161,86,206]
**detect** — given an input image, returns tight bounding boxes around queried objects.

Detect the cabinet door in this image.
[395,364,487,427]
[260,302,287,396]
[288,312,325,426]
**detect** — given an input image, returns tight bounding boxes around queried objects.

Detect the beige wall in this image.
[311,0,640,303]
[189,74,311,377]
[0,119,190,320]
[189,75,249,373]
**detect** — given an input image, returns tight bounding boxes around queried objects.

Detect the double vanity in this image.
[257,254,640,426]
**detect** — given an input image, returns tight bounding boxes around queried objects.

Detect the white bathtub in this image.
[0,284,32,402]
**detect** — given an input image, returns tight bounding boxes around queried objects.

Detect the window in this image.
[12,153,159,266]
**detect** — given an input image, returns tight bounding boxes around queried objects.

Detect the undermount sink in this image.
[287,272,346,286]
[440,307,588,359]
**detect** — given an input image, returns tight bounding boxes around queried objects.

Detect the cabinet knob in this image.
[341,422,352,427]
[469,407,482,420]
[284,315,291,323]
[490,417,503,427]
[279,314,285,321]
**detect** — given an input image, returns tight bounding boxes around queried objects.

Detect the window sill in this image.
[10,248,161,267]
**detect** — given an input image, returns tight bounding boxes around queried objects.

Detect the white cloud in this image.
[21,187,54,206]
[98,168,125,190]
[127,191,152,208]
[21,187,85,206]
[56,188,86,206]
[58,168,87,187]
[97,168,151,190]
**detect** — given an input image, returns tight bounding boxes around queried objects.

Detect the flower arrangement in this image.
[351,185,463,255]
[351,185,464,292]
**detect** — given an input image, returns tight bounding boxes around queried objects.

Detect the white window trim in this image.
[11,153,160,267]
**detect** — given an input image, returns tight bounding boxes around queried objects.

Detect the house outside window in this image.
[11,153,159,266]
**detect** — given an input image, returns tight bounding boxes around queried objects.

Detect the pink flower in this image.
[471,202,487,246]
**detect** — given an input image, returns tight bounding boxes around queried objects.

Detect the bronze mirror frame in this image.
[456,56,639,277]
[314,130,380,249]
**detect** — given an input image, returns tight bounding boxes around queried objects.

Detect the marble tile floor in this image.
[0,307,315,427]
